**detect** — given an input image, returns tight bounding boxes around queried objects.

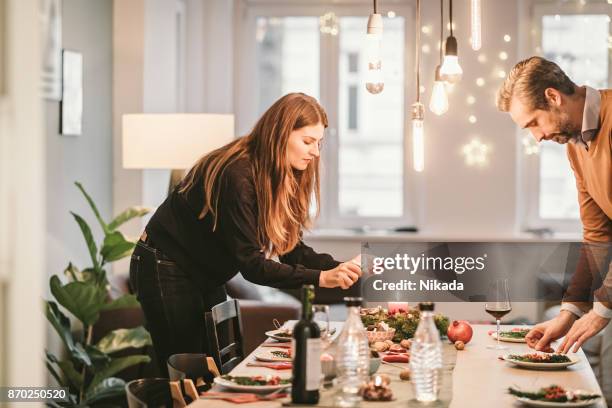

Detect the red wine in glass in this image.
[485,279,511,350]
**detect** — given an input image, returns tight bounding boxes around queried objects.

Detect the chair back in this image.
[125,378,172,408]
[167,353,215,392]
[205,299,245,374]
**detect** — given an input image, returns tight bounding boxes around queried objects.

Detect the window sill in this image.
[304,228,582,242]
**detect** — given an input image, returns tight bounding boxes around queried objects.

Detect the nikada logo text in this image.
[372,253,487,275]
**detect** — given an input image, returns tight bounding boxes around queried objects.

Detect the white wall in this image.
[0,0,46,392]
[46,0,114,281]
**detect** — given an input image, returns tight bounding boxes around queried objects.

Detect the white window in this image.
[235,1,414,230]
[524,3,611,232]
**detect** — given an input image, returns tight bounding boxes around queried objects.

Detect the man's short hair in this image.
[496,56,577,112]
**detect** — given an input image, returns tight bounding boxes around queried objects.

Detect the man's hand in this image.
[557,310,610,354]
[320,261,362,289]
[525,311,576,352]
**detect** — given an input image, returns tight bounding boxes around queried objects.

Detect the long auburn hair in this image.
[179,93,327,256]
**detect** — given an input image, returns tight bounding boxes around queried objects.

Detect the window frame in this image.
[520,1,612,234]
[234,0,416,230]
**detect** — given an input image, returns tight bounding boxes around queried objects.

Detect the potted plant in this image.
[45,182,152,407]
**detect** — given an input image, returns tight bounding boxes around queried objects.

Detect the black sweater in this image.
[145,158,340,293]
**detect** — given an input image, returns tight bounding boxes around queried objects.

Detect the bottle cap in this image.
[344,297,363,307]
[418,302,435,311]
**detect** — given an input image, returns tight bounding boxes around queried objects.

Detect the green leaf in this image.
[75,181,108,234]
[57,359,83,391]
[100,294,140,312]
[100,231,135,263]
[96,327,152,354]
[85,345,111,366]
[50,276,106,326]
[88,355,151,392]
[70,212,100,271]
[45,301,92,366]
[45,352,65,387]
[85,377,126,404]
[107,207,150,232]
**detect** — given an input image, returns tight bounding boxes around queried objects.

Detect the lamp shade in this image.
[122,113,234,169]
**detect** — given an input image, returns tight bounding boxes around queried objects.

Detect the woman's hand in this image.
[320,262,362,289]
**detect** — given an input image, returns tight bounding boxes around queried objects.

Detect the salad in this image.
[509,385,600,403]
[507,353,571,363]
[499,328,529,339]
[221,375,291,386]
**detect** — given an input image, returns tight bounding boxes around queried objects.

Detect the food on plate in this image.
[400,339,412,349]
[388,344,405,353]
[399,369,411,381]
[454,340,465,350]
[506,353,571,363]
[508,385,600,403]
[221,375,291,386]
[270,350,292,359]
[447,320,473,344]
[384,339,395,347]
[382,354,409,363]
[373,341,389,352]
[360,306,449,341]
[498,328,529,339]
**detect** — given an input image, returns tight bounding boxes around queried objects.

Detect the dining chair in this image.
[204,298,245,374]
[167,353,216,393]
[125,378,173,408]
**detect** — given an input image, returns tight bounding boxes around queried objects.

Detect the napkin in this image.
[246,362,293,370]
[200,391,288,403]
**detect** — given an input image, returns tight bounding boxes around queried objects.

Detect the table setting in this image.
[187,297,606,408]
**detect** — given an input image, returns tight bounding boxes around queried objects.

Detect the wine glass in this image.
[312,304,331,347]
[485,279,512,350]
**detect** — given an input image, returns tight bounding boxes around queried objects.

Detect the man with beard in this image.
[497,56,611,400]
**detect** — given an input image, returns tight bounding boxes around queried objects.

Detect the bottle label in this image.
[306,338,321,391]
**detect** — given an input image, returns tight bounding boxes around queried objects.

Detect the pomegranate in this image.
[447,320,473,344]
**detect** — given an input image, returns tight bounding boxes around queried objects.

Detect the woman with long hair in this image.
[130,93,361,374]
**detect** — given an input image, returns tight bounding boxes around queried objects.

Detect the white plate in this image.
[213,376,291,393]
[264,329,293,342]
[513,395,601,407]
[503,354,579,369]
[265,324,335,342]
[255,350,292,362]
[491,331,527,343]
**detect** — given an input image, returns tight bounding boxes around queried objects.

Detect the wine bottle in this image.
[291,284,321,404]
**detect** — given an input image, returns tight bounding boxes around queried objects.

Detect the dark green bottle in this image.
[291,285,321,404]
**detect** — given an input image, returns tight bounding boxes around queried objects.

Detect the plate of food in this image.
[214,375,291,392]
[264,329,294,342]
[509,385,601,407]
[490,328,530,343]
[503,353,579,369]
[265,323,335,342]
[255,349,292,362]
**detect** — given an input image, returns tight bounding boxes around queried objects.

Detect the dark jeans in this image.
[130,239,227,376]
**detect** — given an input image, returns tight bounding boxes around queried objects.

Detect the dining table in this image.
[189,323,607,408]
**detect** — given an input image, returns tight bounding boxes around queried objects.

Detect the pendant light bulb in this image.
[411,102,425,172]
[439,35,463,84]
[429,66,449,115]
[365,12,384,94]
[470,0,482,51]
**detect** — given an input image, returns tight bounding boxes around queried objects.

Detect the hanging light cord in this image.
[439,0,444,64]
[449,0,453,37]
[415,0,421,102]
[373,0,377,14]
